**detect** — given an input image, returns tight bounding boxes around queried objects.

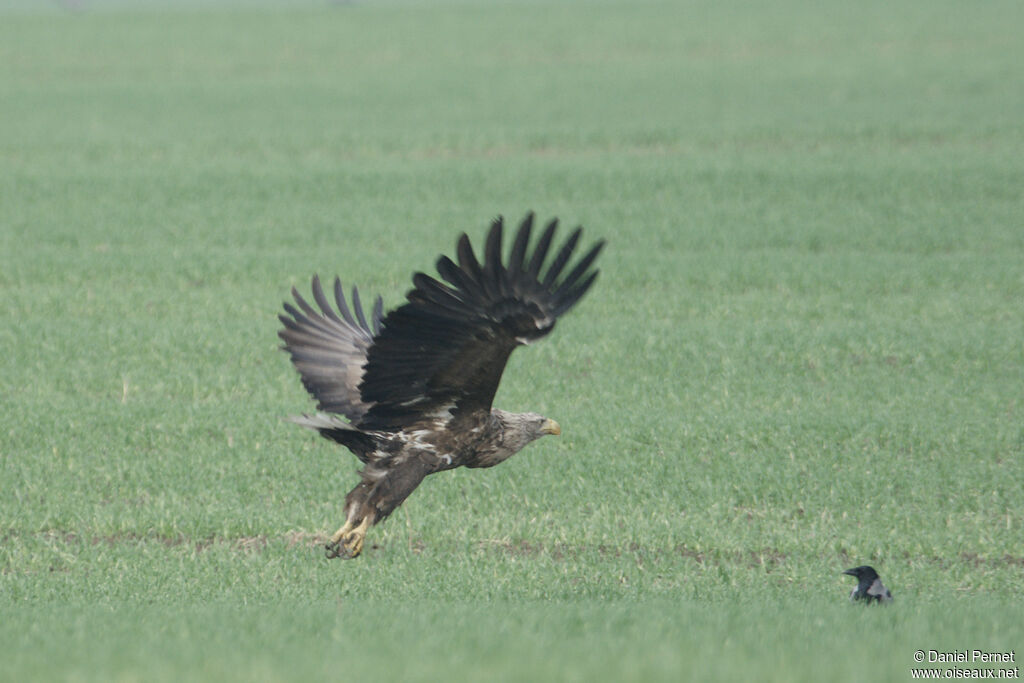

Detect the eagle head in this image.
[513,411,561,440]
[483,410,561,464]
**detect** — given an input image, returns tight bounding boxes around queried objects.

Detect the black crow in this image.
[844,565,893,603]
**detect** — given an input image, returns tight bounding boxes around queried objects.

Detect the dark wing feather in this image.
[279,275,384,423]
[357,212,604,431]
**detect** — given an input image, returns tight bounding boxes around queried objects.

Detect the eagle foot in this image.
[325,516,371,560]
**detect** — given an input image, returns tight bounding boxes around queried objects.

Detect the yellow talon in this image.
[329,520,354,548]
[326,516,372,559]
[345,516,372,557]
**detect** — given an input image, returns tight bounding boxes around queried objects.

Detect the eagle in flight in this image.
[279,213,604,559]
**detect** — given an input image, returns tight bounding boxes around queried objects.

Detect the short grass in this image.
[2,0,1023,680]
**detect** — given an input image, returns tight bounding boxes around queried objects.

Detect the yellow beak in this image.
[541,418,561,436]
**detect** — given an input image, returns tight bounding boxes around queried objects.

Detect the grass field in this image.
[2,0,1023,680]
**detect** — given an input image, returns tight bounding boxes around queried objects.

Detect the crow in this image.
[844,565,893,603]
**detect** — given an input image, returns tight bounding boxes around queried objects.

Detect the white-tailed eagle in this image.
[279,213,604,558]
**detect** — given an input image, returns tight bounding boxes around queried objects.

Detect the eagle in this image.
[278,213,604,559]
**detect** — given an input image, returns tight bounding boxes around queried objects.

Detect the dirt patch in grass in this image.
[6,529,330,554]
[473,538,789,570]
[9,531,1024,573]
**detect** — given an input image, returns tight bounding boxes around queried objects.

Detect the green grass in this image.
[2,0,1023,680]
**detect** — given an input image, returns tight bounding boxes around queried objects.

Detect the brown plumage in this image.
[279,213,604,558]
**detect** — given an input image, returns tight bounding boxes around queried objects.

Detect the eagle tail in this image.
[287,413,380,463]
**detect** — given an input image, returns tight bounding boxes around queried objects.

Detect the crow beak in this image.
[541,419,561,436]
[842,568,857,576]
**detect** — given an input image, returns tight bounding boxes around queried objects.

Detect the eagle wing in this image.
[357,213,604,431]
[278,275,384,424]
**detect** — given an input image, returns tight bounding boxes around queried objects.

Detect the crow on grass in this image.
[844,565,893,603]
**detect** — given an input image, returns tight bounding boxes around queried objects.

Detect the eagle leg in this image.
[325,514,373,559]
[323,459,431,560]
[325,519,354,559]
[325,480,373,559]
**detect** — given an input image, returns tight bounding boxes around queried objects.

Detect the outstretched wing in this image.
[357,212,604,431]
[278,275,384,424]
